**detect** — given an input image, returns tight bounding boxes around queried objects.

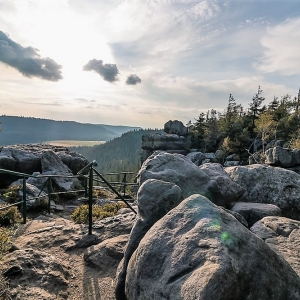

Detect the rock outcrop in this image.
[225,164,300,220]
[122,195,300,300]
[231,202,282,227]
[250,216,300,277]
[265,146,300,168]
[0,144,89,188]
[1,248,71,300]
[41,150,81,192]
[115,179,183,299]
[164,120,188,136]
[138,152,244,207]
[141,120,191,163]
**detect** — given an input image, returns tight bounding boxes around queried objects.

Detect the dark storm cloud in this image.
[0,31,63,81]
[126,74,141,85]
[83,59,119,82]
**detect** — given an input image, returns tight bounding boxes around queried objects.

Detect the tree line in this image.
[191,86,300,163]
[70,129,163,174]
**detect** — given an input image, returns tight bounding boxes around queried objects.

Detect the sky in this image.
[1,0,300,128]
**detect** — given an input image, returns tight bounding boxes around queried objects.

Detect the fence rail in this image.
[0,161,137,234]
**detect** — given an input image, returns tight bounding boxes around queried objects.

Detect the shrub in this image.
[3,186,21,204]
[71,202,127,224]
[0,205,22,226]
[0,227,11,258]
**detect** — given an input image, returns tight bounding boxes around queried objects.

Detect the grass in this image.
[71,202,127,224]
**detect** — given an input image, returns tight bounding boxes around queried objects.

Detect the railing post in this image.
[84,177,88,198]
[22,177,27,224]
[88,167,93,235]
[48,178,52,215]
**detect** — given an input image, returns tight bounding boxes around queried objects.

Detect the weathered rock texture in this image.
[164,120,188,136]
[41,150,80,192]
[0,144,89,188]
[250,216,300,277]
[123,195,300,300]
[84,234,129,276]
[1,248,71,299]
[225,164,300,220]
[231,202,282,227]
[265,146,300,168]
[115,179,183,299]
[141,120,191,163]
[138,152,244,207]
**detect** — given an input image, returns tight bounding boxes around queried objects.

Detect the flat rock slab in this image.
[0,248,70,300]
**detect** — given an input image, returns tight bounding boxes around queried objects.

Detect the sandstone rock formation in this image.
[123,195,300,300]
[1,212,135,300]
[225,164,300,220]
[164,120,188,136]
[250,216,300,277]
[231,202,282,227]
[265,146,300,167]
[0,144,89,188]
[115,179,183,299]
[138,152,244,207]
[41,150,80,192]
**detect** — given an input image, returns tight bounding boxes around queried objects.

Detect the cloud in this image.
[83,59,119,82]
[255,18,300,75]
[126,74,141,85]
[0,31,62,81]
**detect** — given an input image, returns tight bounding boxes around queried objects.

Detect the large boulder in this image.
[138,152,244,207]
[0,144,89,188]
[84,235,129,276]
[123,195,300,300]
[115,179,183,299]
[186,151,205,166]
[225,164,300,220]
[265,146,300,167]
[231,202,282,227]
[164,120,188,136]
[250,216,300,276]
[41,150,81,192]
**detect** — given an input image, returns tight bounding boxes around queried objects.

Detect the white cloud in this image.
[256,18,300,75]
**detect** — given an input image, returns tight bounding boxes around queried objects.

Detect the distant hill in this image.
[70,129,163,174]
[0,115,141,145]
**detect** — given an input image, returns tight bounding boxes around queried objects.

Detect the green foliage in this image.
[70,129,163,173]
[192,86,300,161]
[0,226,11,258]
[3,186,20,204]
[71,202,127,224]
[0,205,22,226]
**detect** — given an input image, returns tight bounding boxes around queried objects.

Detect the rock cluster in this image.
[265,146,300,168]
[0,144,89,188]
[115,152,300,300]
[141,120,241,167]
[0,144,89,208]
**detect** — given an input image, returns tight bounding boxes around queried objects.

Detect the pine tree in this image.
[248,86,265,138]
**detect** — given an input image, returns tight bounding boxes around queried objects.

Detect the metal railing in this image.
[0,160,137,234]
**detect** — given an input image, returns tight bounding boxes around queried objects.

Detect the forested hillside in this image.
[0,116,141,145]
[70,129,163,173]
[191,86,300,163]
